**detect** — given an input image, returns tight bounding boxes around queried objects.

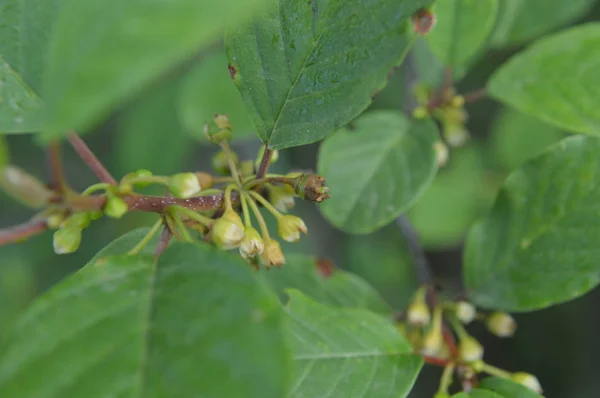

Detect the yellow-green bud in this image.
[451,95,465,108]
[53,227,82,255]
[268,184,296,212]
[486,312,517,338]
[443,121,469,148]
[511,372,542,393]
[261,238,285,268]
[0,165,54,208]
[277,215,307,243]
[168,173,201,198]
[61,212,91,229]
[122,169,153,188]
[407,287,431,327]
[211,209,245,249]
[214,114,232,130]
[211,151,238,175]
[455,301,476,324]
[204,114,233,143]
[240,160,255,177]
[420,307,443,356]
[239,226,264,259]
[46,213,66,230]
[255,146,279,170]
[195,172,213,190]
[434,140,449,167]
[412,106,428,119]
[104,196,128,219]
[459,336,484,363]
[118,182,133,195]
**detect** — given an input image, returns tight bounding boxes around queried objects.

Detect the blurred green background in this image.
[2,3,600,397]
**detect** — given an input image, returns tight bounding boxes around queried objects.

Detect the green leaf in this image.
[226,0,434,149]
[0,58,44,133]
[0,242,290,397]
[179,51,255,141]
[42,0,270,140]
[453,390,504,398]
[489,108,565,171]
[113,76,193,176]
[259,253,392,314]
[479,377,542,398]
[464,135,600,311]
[0,136,8,168]
[488,23,600,137]
[318,111,438,234]
[426,0,499,71]
[344,224,419,310]
[86,228,155,264]
[490,0,596,47]
[285,291,423,398]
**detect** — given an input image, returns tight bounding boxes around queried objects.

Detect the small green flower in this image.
[486,312,517,338]
[268,184,296,212]
[104,196,128,219]
[406,287,431,327]
[61,212,91,229]
[262,238,285,267]
[168,173,201,198]
[455,301,476,324]
[239,226,264,259]
[458,335,484,363]
[511,372,542,393]
[277,215,307,242]
[53,227,82,254]
[211,209,245,249]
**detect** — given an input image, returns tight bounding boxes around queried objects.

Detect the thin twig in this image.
[154,225,172,259]
[67,133,117,185]
[422,355,452,367]
[462,88,486,104]
[442,322,458,358]
[0,219,48,246]
[47,142,67,192]
[396,215,434,285]
[255,147,273,179]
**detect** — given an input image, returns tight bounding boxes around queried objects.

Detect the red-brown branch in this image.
[462,88,486,104]
[68,133,117,185]
[422,355,452,367]
[47,142,67,193]
[442,322,458,358]
[255,147,273,179]
[154,225,172,259]
[0,219,48,246]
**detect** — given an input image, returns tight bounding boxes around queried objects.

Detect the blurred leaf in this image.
[179,51,255,141]
[490,0,596,46]
[0,59,44,133]
[114,76,192,176]
[427,0,499,71]
[464,135,600,311]
[0,255,38,333]
[259,253,392,314]
[344,224,419,310]
[42,0,271,140]
[408,147,495,248]
[489,108,565,171]
[488,23,600,136]
[453,391,503,398]
[285,291,423,398]
[479,377,542,397]
[411,38,445,87]
[318,111,438,234]
[0,136,8,168]
[86,227,155,264]
[0,242,290,398]
[226,0,434,149]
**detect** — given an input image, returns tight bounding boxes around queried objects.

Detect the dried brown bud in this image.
[292,174,330,203]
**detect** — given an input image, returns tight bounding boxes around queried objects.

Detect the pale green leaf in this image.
[479,377,542,397]
[488,23,600,136]
[318,111,438,234]
[490,0,596,46]
[86,228,155,264]
[0,242,289,397]
[179,51,255,141]
[427,0,499,70]
[464,135,600,311]
[0,59,43,133]
[42,0,270,140]
[226,0,434,149]
[259,253,392,314]
[285,291,423,398]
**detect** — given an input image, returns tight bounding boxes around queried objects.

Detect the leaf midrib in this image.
[294,350,411,360]
[135,259,159,397]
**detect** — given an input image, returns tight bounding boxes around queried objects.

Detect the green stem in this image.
[81,183,111,196]
[128,218,164,255]
[243,175,292,190]
[448,315,469,340]
[169,205,214,227]
[127,175,170,186]
[170,211,193,242]
[240,193,252,228]
[245,193,270,239]
[436,362,456,395]
[220,141,241,185]
[481,363,511,379]
[247,190,282,220]
[224,184,237,211]
[212,176,237,185]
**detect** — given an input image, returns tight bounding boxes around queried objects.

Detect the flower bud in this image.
[277,215,307,243]
[53,227,82,254]
[46,212,66,230]
[240,160,255,177]
[262,238,285,267]
[168,173,201,198]
[268,184,296,212]
[458,335,484,363]
[292,174,330,203]
[211,151,238,175]
[211,209,245,249]
[104,196,128,219]
[239,226,264,259]
[195,172,213,190]
[406,287,431,327]
[204,114,233,143]
[486,312,517,338]
[214,114,232,130]
[511,372,542,393]
[0,165,54,208]
[434,140,449,168]
[255,146,279,169]
[61,212,91,229]
[420,307,443,356]
[455,301,476,324]
[412,106,428,119]
[451,95,465,108]
[122,169,153,188]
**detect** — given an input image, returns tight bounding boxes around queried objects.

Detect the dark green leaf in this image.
[427,0,499,71]
[260,253,392,314]
[488,23,600,136]
[0,242,289,397]
[344,224,419,310]
[464,135,600,311]
[179,51,255,141]
[226,0,434,149]
[86,228,155,265]
[285,291,423,398]
[453,390,504,398]
[0,136,8,168]
[318,111,438,234]
[490,0,596,46]
[0,59,43,133]
[113,77,193,176]
[42,0,270,140]
[479,377,542,398]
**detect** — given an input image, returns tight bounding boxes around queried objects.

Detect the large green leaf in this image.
[490,0,596,47]
[226,0,434,149]
[426,0,499,71]
[488,23,600,136]
[42,0,270,140]
[318,111,438,234]
[260,253,392,314]
[479,377,542,397]
[179,51,255,141]
[452,391,503,398]
[285,291,423,398]
[0,242,289,397]
[86,228,154,264]
[464,135,600,311]
[0,136,8,168]
[0,58,43,133]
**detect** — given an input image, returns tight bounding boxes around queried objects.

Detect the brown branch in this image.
[154,225,172,259]
[422,355,452,367]
[462,88,486,104]
[47,142,67,193]
[442,322,458,358]
[68,133,117,185]
[0,219,48,247]
[255,147,273,179]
